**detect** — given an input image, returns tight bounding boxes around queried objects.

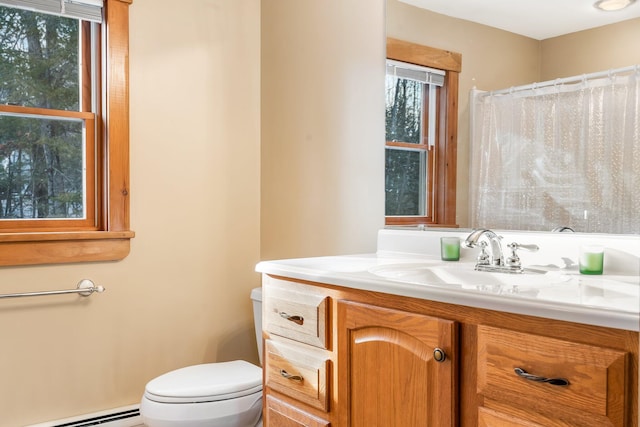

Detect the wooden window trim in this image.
[0,0,134,266]
[385,38,459,227]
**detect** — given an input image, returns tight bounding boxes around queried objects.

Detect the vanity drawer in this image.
[265,395,330,427]
[264,339,330,412]
[263,277,329,349]
[477,325,627,426]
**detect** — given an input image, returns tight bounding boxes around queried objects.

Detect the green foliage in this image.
[0,6,83,219]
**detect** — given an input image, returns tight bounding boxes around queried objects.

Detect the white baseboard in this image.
[26,404,141,427]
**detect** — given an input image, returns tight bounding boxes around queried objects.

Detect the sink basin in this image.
[432,267,567,286]
[369,262,571,294]
[369,262,448,285]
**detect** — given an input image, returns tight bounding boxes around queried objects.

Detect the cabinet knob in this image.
[433,347,447,362]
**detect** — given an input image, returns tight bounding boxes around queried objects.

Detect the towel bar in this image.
[0,279,105,299]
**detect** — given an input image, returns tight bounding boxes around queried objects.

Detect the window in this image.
[385,38,460,227]
[0,5,98,230]
[0,0,133,266]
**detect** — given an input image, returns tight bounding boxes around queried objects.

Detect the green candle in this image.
[579,246,604,275]
[441,237,460,261]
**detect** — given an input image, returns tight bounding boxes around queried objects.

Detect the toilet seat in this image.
[144,360,262,404]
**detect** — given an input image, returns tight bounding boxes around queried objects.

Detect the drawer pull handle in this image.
[280,369,303,382]
[514,367,569,386]
[279,312,304,325]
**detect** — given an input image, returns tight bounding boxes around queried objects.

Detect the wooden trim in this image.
[387,37,462,73]
[104,0,131,232]
[386,141,428,150]
[0,234,132,266]
[435,71,458,225]
[0,230,134,242]
[0,104,94,119]
[81,21,93,113]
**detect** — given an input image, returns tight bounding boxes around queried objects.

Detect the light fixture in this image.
[594,0,636,11]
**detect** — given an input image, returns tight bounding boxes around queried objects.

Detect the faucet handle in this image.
[505,242,539,267]
[476,241,490,265]
[508,242,539,252]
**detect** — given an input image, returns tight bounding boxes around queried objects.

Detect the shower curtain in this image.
[469,67,639,234]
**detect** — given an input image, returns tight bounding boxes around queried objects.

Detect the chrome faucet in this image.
[463,229,505,267]
[463,229,539,274]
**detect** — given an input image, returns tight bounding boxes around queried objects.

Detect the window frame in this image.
[0,0,134,266]
[385,38,460,227]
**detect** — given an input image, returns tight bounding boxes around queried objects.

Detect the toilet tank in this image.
[250,287,263,364]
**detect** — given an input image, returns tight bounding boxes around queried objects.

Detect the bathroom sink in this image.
[432,266,567,286]
[369,262,570,293]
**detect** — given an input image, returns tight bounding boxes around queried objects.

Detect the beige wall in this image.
[387,0,639,228]
[0,0,261,425]
[541,18,640,80]
[260,0,386,260]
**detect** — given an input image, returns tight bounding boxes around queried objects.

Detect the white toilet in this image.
[140,287,264,427]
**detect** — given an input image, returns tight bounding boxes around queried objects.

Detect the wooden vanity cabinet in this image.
[261,275,639,427]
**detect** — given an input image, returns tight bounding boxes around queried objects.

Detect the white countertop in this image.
[256,229,640,332]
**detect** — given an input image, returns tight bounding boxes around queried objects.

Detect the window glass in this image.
[0,7,80,110]
[0,115,84,218]
[0,6,89,221]
[386,75,423,144]
[385,148,426,216]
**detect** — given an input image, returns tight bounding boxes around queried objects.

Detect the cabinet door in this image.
[338,300,457,427]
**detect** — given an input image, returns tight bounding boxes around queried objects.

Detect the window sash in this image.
[0,0,102,22]
[0,105,97,231]
[385,146,428,217]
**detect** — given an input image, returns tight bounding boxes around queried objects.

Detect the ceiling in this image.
[398,0,640,40]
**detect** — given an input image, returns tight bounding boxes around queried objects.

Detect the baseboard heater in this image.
[27,405,141,427]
